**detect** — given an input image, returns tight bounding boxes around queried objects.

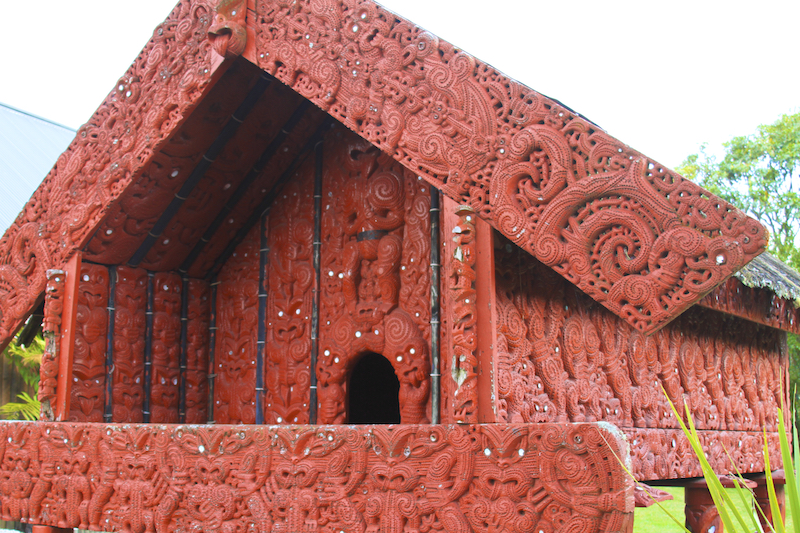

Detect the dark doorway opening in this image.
[348,352,401,424]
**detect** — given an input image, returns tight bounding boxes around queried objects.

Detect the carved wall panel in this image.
[214,224,259,424]
[249,0,767,334]
[0,421,633,532]
[492,236,787,439]
[151,273,182,423]
[0,0,221,348]
[185,280,211,423]
[264,165,314,425]
[68,264,109,423]
[625,428,782,481]
[318,129,431,424]
[112,266,147,423]
[139,76,306,272]
[701,277,800,334]
[187,108,326,278]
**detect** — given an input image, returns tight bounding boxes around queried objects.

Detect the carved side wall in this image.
[68,264,109,423]
[492,234,786,476]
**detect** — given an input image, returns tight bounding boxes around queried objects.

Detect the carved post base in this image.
[752,470,786,530]
[685,486,722,533]
[684,476,757,533]
[32,526,72,533]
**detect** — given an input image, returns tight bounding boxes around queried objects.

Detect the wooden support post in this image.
[32,526,72,533]
[54,252,81,422]
[474,217,497,423]
[429,187,440,424]
[685,476,757,532]
[752,470,786,530]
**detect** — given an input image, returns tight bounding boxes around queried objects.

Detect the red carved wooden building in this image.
[0,0,794,531]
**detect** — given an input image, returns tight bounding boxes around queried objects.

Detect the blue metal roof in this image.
[0,103,75,235]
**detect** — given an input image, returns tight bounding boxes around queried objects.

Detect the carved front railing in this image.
[0,421,632,532]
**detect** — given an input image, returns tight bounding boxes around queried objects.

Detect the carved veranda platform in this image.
[0,421,632,532]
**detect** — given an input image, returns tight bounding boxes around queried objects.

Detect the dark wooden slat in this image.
[128,73,274,267]
[178,100,312,274]
[203,120,334,281]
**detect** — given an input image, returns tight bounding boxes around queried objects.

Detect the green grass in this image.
[633,486,794,532]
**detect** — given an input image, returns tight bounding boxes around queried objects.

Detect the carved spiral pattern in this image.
[252,0,767,333]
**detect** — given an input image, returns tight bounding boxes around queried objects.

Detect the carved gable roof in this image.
[0,0,767,347]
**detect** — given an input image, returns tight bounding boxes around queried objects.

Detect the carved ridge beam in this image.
[128,72,274,267]
[178,100,312,274]
[204,119,334,280]
[245,0,768,334]
[0,421,633,532]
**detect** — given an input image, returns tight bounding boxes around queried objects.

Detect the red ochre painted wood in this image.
[0,421,634,532]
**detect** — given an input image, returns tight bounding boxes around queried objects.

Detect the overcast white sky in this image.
[1,0,798,170]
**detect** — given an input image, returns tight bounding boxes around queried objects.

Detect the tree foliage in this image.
[678,111,800,269]
[0,334,42,420]
[679,111,800,411]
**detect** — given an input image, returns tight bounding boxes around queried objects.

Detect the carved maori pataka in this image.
[250,0,767,333]
[0,421,633,532]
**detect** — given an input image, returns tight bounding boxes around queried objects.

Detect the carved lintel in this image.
[209,0,248,58]
[38,269,66,421]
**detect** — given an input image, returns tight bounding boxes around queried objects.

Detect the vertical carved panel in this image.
[215,224,259,424]
[39,269,66,420]
[150,272,181,423]
[112,266,147,423]
[493,234,786,435]
[317,129,431,424]
[265,166,314,425]
[186,279,210,423]
[69,264,109,423]
[443,204,478,423]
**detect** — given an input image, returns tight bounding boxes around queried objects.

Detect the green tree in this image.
[678,110,800,410]
[0,334,42,421]
[679,111,800,270]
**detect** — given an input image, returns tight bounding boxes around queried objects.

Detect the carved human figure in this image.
[341,165,405,321]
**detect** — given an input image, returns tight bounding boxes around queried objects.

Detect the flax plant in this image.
[635,390,798,533]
